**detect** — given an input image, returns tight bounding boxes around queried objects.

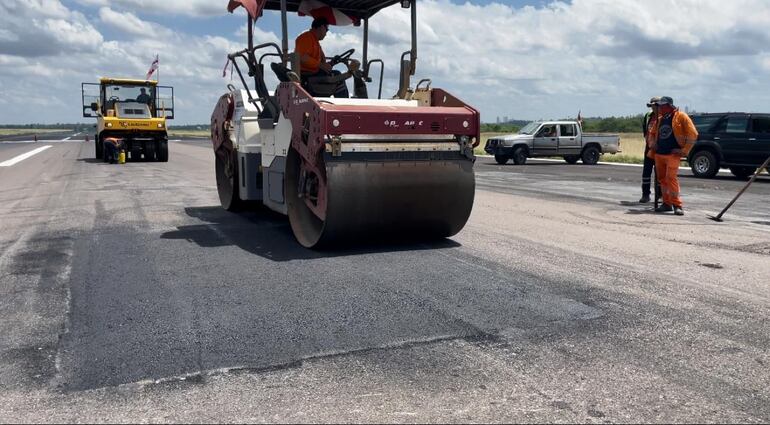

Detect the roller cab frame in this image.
[213,0,479,248]
[82,77,175,162]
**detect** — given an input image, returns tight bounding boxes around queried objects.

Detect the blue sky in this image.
[1,0,770,124]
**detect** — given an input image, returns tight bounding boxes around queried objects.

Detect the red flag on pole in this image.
[227,0,267,19]
[298,0,359,26]
[145,54,159,80]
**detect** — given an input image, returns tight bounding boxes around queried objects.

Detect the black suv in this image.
[688,112,770,178]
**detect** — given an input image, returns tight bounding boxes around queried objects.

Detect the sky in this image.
[1,0,770,125]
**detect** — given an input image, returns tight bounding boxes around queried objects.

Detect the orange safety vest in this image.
[646,109,698,159]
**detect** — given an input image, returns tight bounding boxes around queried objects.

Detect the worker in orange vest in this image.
[295,17,354,98]
[640,96,660,203]
[648,96,698,215]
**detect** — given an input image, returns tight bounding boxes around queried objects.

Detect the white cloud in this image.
[99,7,158,37]
[75,0,222,17]
[2,0,770,124]
[0,0,103,58]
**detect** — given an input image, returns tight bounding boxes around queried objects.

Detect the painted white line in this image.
[0,140,84,144]
[479,155,736,174]
[62,136,72,141]
[0,145,52,167]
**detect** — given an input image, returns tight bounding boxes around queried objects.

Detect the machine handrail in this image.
[365,59,384,100]
[226,41,285,118]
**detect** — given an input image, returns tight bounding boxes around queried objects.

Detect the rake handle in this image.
[713,156,770,221]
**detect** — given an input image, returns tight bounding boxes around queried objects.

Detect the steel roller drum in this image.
[287,153,475,249]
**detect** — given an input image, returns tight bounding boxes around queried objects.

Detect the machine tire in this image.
[144,141,157,162]
[563,155,579,164]
[729,166,756,180]
[581,146,601,165]
[157,140,169,162]
[215,150,242,211]
[494,154,509,165]
[130,146,142,162]
[689,150,718,178]
[95,135,103,160]
[512,146,528,165]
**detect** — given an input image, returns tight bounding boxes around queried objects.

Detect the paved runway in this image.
[1,134,769,422]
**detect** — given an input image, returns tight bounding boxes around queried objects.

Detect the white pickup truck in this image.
[484,121,621,165]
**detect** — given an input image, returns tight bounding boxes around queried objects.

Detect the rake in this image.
[709,156,770,222]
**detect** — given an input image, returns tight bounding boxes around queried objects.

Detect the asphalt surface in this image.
[1,133,769,422]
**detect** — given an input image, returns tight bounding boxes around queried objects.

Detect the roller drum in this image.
[287,151,475,248]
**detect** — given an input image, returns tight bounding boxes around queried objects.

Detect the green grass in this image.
[168,129,210,138]
[0,128,71,136]
[476,131,649,164]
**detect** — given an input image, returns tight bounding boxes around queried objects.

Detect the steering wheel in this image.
[330,48,355,65]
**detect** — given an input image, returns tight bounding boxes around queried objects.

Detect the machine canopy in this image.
[227,0,402,21]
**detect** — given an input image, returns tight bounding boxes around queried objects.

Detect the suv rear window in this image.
[751,116,770,133]
[713,116,749,134]
[692,115,722,133]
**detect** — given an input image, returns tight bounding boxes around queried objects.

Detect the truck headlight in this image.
[106,122,113,128]
[157,123,164,128]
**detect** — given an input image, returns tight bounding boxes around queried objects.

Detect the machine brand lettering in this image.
[385,120,398,128]
[404,120,423,127]
[293,98,309,105]
[119,121,148,128]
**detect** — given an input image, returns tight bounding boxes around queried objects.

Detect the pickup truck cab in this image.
[484,120,621,165]
[688,112,770,178]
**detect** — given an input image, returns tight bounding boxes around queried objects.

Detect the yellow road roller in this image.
[82,78,174,162]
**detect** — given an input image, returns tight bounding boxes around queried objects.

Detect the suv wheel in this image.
[512,146,528,165]
[690,150,719,178]
[494,154,509,165]
[729,166,756,179]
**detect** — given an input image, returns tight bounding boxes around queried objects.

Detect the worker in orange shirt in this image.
[295,17,351,98]
[650,96,698,215]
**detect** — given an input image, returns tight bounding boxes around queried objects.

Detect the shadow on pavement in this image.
[680,174,770,184]
[620,200,658,215]
[160,206,461,262]
[483,161,565,167]
[76,158,112,164]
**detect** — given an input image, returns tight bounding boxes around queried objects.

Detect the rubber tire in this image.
[144,141,157,162]
[494,154,509,165]
[512,146,528,165]
[215,150,242,211]
[689,150,718,178]
[157,140,169,162]
[564,155,579,164]
[130,146,142,162]
[581,146,601,165]
[729,166,756,179]
[95,135,103,160]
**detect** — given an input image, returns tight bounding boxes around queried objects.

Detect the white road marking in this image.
[0,145,52,167]
[0,139,84,144]
[62,136,72,141]
[479,156,741,174]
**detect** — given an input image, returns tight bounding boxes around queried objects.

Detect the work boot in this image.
[655,204,673,213]
[639,195,650,203]
[674,206,684,216]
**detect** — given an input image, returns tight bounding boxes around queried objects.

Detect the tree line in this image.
[5,115,647,134]
[482,114,646,133]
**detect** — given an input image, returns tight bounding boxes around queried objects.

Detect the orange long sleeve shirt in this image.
[295,30,325,74]
[646,109,699,158]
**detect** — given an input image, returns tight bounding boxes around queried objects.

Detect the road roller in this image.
[212,0,479,248]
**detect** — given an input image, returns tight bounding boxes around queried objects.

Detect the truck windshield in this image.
[104,84,154,105]
[518,122,541,135]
